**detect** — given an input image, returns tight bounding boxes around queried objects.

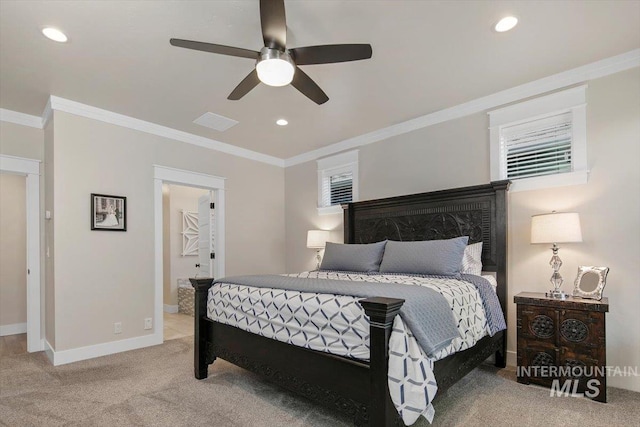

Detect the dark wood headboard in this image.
[343,180,510,314]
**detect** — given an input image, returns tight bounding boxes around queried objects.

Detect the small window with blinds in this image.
[317,150,359,214]
[323,171,353,206]
[502,112,573,180]
[489,86,587,192]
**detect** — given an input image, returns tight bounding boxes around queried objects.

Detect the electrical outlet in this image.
[114,322,122,334]
[144,318,152,330]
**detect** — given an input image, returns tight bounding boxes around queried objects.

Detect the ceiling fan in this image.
[170,0,372,105]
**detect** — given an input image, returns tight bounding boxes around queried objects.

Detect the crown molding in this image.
[48,96,285,167]
[41,98,53,128]
[0,108,43,129]
[1,49,638,169]
[284,49,640,167]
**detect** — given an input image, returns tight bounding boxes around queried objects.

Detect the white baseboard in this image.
[46,333,163,366]
[44,340,55,364]
[163,304,178,314]
[0,322,27,336]
[507,350,517,367]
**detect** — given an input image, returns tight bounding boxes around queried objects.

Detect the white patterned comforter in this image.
[207,271,495,425]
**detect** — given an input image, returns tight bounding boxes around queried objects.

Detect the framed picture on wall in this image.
[91,193,127,231]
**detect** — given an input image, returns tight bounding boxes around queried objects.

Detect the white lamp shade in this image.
[307,230,330,249]
[531,212,583,244]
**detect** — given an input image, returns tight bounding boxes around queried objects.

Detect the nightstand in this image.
[514,292,609,402]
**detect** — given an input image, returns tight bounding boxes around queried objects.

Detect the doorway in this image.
[0,155,42,353]
[153,166,225,344]
[0,173,27,354]
[161,183,213,340]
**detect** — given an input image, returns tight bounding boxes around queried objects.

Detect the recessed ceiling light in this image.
[276,119,288,126]
[42,27,68,42]
[494,16,518,33]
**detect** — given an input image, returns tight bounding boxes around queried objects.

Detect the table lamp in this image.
[531,211,582,299]
[307,230,330,270]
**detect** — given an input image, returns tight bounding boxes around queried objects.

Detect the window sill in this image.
[317,205,344,216]
[509,170,589,192]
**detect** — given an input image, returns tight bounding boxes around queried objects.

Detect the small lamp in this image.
[307,230,330,270]
[531,211,583,299]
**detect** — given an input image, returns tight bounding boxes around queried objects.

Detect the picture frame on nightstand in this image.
[573,266,609,300]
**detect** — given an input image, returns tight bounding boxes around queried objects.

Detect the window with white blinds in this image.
[317,150,359,214]
[502,112,573,180]
[323,171,353,206]
[489,85,588,192]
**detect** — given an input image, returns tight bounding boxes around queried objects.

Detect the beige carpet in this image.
[1,337,638,426]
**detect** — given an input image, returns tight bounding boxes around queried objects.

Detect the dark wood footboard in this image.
[191,277,405,426]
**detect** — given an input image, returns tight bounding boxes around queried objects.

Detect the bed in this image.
[191,180,510,426]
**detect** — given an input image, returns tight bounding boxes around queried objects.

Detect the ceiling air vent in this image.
[193,112,239,132]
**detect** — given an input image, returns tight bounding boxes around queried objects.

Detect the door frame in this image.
[153,165,225,343]
[0,154,42,352]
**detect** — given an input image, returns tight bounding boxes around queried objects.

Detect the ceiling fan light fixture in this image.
[256,48,295,87]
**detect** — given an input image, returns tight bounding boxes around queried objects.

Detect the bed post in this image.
[360,297,405,427]
[492,180,510,368]
[190,278,215,379]
[343,203,354,243]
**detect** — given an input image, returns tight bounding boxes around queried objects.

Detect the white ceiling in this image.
[1,1,639,159]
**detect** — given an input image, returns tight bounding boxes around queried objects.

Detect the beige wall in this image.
[0,173,27,328]
[284,68,640,392]
[165,184,209,306]
[49,110,285,351]
[0,121,43,160]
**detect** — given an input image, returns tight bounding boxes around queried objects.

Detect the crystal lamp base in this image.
[545,244,567,299]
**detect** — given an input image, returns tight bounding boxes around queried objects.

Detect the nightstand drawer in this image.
[558,309,605,349]
[559,348,607,402]
[516,342,556,383]
[517,305,557,344]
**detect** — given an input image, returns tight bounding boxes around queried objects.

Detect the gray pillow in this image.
[319,241,387,273]
[379,236,469,276]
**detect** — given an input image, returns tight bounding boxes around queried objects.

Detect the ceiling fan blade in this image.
[227,69,261,100]
[260,0,287,49]
[291,67,328,105]
[289,44,373,65]
[170,39,259,60]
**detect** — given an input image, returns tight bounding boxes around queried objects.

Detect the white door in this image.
[197,192,215,278]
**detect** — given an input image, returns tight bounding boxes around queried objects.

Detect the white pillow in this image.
[461,242,483,276]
